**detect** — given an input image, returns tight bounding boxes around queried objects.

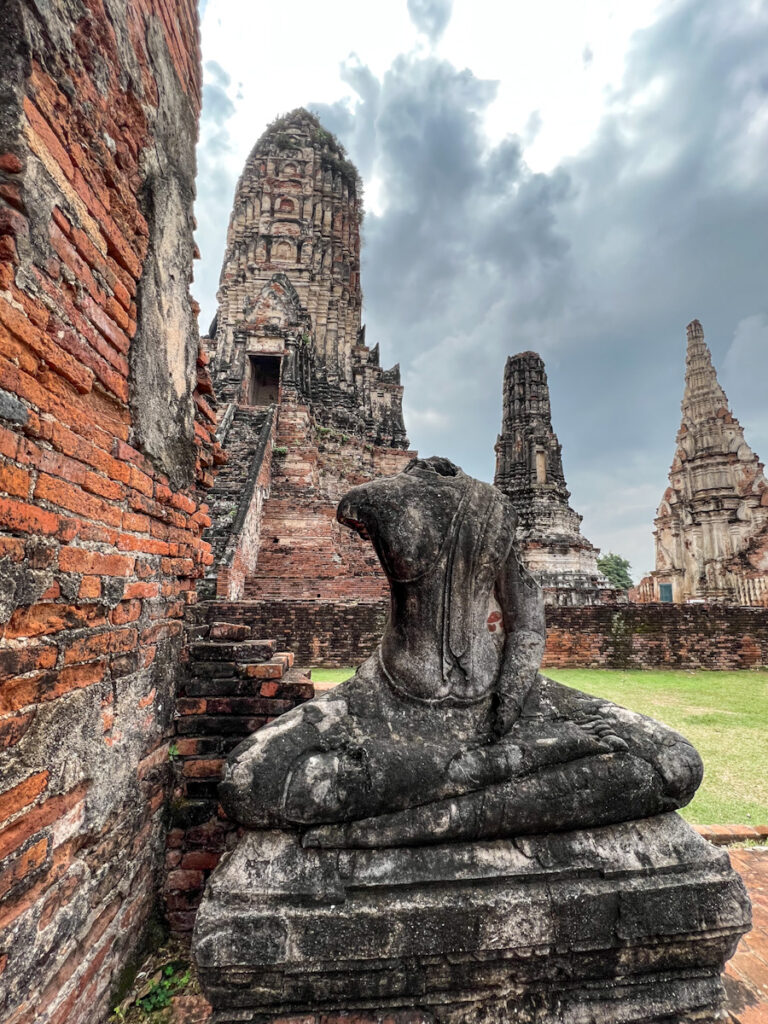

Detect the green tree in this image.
[597,552,634,590]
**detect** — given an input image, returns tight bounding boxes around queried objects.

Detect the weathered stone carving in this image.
[636,320,768,606]
[196,457,749,1023]
[195,815,750,1024]
[494,351,624,606]
[220,457,702,844]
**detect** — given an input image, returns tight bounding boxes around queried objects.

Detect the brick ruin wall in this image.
[200,599,388,668]
[0,2,219,1022]
[543,604,768,670]
[241,403,413,604]
[209,600,768,671]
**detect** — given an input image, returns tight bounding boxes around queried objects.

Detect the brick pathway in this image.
[161,847,768,1024]
[726,848,768,1023]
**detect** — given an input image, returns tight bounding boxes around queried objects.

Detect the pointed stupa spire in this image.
[680,319,730,432]
[494,351,621,605]
[648,319,768,605]
[207,105,407,447]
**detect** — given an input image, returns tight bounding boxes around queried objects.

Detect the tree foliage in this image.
[597,552,634,590]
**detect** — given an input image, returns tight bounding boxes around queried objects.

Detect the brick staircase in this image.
[199,405,274,599]
[164,621,313,932]
[243,403,389,602]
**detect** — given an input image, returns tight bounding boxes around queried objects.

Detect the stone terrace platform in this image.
[138,844,768,1023]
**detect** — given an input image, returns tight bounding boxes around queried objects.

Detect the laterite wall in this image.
[0,2,216,1022]
[201,599,389,668]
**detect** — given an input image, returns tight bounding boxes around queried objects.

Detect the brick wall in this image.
[543,604,768,669]
[201,406,275,601]
[243,402,413,604]
[165,622,312,933]
[200,599,389,668]
[201,601,768,672]
[0,2,217,1023]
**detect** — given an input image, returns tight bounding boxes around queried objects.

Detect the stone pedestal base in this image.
[193,814,750,1023]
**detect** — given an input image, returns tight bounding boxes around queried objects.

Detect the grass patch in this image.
[309,667,768,826]
[547,669,768,826]
[312,667,355,686]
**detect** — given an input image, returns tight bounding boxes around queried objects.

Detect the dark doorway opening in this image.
[247,355,281,406]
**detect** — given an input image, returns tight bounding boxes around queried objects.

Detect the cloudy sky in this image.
[194,0,768,579]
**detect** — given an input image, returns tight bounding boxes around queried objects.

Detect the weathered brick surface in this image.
[0,2,219,1022]
[202,600,768,672]
[725,849,768,1021]
[164,621,313,933]
[542,603,768,669]
[203,598,387,668]
[243,402,412,606]
[199,405,274,601]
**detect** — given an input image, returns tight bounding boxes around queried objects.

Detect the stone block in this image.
[194,814,750,1023]
[210,622,251,641]
[185,677,259,697]
[190,660,239,678]
[189,641,275,663]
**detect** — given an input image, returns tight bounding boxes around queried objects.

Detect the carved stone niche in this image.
[193,458,750,1023]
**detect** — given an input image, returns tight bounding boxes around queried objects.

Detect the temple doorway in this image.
[247,355,281,406]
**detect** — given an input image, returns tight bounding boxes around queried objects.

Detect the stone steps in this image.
[163,620,313,933]
[201,407,270,571]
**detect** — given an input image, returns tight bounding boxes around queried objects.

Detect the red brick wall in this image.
[543,604,768,670]
[202,601,768,672]
[243,402,413,603]
[204,599,389,668]
[0,2,215,1022]
[214,411,275,601]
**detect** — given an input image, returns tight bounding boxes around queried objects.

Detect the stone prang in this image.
[494,352,623,605]
[641,320,768,606]
[198,109,415,628]
[209,108,407,447]
[194,457,750,1024]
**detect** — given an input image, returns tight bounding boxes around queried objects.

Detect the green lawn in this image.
[309,667,768,826]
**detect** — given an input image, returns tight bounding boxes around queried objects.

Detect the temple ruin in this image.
[494,351,623,605]
[0,3,764,1022]
[635,320,768,606]
[200,110,414,652]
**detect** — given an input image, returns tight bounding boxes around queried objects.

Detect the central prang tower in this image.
[494,352,621,605]
[210,108,407,447]
[200,110,414,635]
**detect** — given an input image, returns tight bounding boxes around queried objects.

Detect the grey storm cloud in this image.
[310,0,768,577]
[193,0,768,577]
[313,52,575,479]
[406,0,453,41]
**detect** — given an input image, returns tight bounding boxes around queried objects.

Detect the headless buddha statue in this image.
[220,457,702,847]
